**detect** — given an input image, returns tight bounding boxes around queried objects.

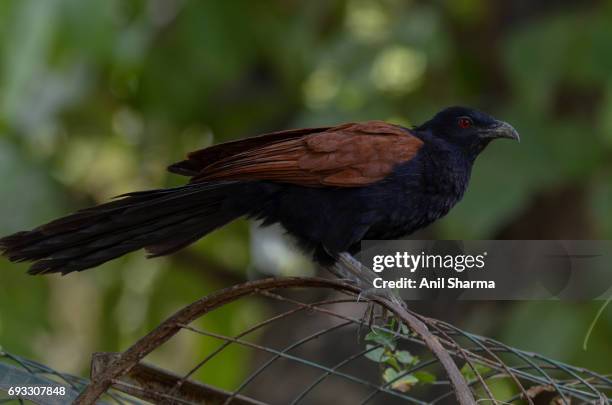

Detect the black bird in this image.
[0,106,519,275]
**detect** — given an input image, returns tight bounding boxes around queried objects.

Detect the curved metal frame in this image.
[72,277,611,405]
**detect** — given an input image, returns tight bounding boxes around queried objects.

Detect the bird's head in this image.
[417,106,520,155]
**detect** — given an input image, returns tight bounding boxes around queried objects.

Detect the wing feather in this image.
[170,121,423,187]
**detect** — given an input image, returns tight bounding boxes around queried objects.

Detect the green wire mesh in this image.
[1,277,610,404]
[0,350,138,405]
[74,278,611,404]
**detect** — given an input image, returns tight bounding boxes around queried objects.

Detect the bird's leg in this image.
[326,250,407,309]
[330,251,378,287]
[337,252,375,284]
[322,261,361,285]
[323,250,372,288]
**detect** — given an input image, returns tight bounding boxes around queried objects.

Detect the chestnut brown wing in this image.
[174,121,424,187]
[168,126,331,176]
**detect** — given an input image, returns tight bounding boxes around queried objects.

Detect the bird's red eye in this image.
[458,117,472,129]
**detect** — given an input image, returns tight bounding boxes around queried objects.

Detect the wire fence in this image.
[0,349,138,405]
[58,277,610,405]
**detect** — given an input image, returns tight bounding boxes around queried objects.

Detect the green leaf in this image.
[395,350,417,365]
[390,374,419,392]
[460,362,491,382]
[384,356,400,371]
[364,345,388,362]
[365,329,396,349]
[382,367,399,383]
[384,368,434,392]
[414,371,436,383]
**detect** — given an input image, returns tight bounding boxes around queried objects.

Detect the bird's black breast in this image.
[246,138,474,262]
[361,140,473,240]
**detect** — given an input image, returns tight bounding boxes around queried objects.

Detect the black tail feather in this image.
[0,182,245,275]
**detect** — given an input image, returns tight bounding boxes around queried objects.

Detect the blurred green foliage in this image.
[0,0,611,397]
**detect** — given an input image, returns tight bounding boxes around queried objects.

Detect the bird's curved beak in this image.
[481,121,520,142]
